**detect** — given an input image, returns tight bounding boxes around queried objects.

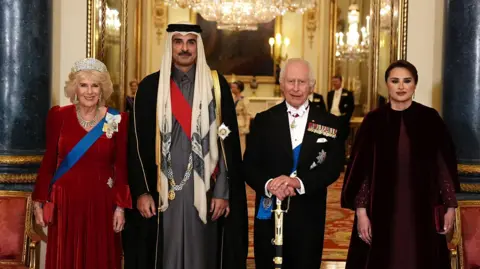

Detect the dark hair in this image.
[332,75,343,81]
[385,60,418,85]
[232,81,245,92]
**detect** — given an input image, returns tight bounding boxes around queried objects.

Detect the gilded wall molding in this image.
[305,8,318,49]
[399,0,408,59]
[0,156,43,165]
[327,0,337,92]
[86,0,95,58]
[0,174,37,183]
[153,0,168,45]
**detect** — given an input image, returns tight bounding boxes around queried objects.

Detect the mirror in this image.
[87,0,128,111]
[329,0,408,115]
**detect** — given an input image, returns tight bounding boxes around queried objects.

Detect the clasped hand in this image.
[211,198,230,221]
[137,193,230,221]
[267,175,300,201]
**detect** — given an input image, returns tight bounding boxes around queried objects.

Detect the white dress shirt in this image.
[331,88,343,116]
[265,100,308,197]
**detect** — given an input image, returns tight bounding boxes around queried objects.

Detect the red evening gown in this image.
[32,105,132,269]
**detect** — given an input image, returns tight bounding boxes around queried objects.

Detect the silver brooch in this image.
[316,150,327,164]
[107,177,114,188]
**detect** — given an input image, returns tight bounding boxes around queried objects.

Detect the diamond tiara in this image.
[71,58,108,73]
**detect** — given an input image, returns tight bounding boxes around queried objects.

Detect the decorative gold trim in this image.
[305,9,317,49]
[86,0,102,58]
[135,0,143,81]
[0,155,43,165]
[327,0,337,92]
[86,0,94,58]
[390,0,408,60]
[0,191,37,268]
[458,164,480,174]
[0,174,37,183]
[120,0,129,112]
[459,183,480,193]
[399,0,408,59]
[99,0,107,60]
[369,0,381,110]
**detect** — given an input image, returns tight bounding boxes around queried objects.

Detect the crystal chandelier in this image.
[162,0,316,31]
[192,0,281,31]
[335,3,369,61]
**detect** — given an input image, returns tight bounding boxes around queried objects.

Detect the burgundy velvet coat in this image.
[341,102,460,269]
[32,105,132,269]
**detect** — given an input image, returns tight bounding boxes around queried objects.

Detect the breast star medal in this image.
[218,123,231,140]
[316,150,327,164]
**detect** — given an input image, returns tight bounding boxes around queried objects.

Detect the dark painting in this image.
[197,14,275,77]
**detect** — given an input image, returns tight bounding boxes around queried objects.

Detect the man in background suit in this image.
[244,58,344,269]
[327,75,354,141]
[309,92,327,113]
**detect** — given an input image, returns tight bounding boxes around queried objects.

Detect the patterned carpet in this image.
[246,174,354,264]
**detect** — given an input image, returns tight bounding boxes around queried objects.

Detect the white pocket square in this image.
[310,162,317,170]
[316,138,328,143]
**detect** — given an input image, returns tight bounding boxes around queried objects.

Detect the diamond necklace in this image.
[76,106,100,129]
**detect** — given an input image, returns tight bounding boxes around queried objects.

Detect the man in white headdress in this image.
[123,23,247,269]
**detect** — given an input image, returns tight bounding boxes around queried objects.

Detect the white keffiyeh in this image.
[156,27,219,224]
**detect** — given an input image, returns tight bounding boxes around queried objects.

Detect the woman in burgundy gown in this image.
[341,60,460,269]
[32,58,132,269]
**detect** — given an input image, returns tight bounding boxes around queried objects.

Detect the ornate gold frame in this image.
[451,200,480,269]
[86,0,129,111]
[0,155,42,165]
[0,191,40,269]
[328,0,409,110]
[189,11,281,84]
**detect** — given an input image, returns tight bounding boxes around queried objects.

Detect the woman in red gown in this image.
[341,60,459,269]
[32,58,132,269]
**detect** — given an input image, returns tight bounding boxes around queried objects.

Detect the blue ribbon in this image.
[257,144,302,220]
[49,108,119,189]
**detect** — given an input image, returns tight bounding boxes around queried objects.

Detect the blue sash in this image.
[49,108,119,189]
[257,144,302,220]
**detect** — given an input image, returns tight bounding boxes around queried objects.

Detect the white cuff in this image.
[295,177,306,195]
[264,178,274,198]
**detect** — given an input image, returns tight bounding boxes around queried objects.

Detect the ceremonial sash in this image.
[170,78,192,140]
[257,144,302,219]
[49,108,120,188]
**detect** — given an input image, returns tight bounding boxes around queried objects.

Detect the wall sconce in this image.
[269,33,290,65]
